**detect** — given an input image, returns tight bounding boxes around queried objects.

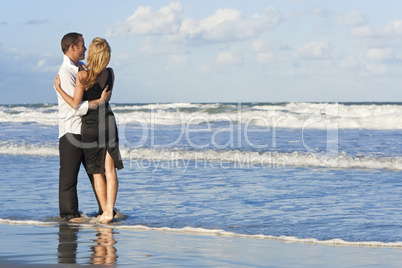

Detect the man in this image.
[56,32,110,222]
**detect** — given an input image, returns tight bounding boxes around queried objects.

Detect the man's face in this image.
[73,36,86,61]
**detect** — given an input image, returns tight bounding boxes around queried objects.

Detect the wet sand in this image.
[1,223,402,267]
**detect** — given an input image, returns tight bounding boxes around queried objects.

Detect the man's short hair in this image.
[61,32,83,54]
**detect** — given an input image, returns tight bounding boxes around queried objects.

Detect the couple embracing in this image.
[55,32,123,224]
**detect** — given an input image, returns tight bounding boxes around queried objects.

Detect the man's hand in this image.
[101,86,111,104]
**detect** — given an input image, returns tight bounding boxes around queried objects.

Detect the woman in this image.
[54,37,123,223]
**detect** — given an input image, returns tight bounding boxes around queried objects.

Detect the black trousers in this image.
[59,133,101,221]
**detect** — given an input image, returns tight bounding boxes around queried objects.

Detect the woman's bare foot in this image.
[98,212,114,224]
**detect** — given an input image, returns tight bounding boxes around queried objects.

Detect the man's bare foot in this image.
[68,217,83,223]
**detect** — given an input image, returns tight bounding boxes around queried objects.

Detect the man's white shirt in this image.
[56,55,89,138]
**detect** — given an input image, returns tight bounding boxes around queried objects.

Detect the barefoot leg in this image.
[98,152,118,223]
[93,173,107,215]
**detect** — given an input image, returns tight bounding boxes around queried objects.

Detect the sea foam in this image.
[1,142,400,171]
[1,102,402,129]
[1,218,402,248]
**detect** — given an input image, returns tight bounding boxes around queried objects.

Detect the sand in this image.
[1,223,402,267]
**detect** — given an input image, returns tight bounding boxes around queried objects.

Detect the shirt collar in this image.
[63,54,79,72]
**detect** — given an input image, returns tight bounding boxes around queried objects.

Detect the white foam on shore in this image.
[115,225,402,248]
[0,218,57,226]
[1,218,401,248]
[1,143,401,171]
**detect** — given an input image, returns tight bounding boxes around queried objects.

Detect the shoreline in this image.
[1,222,402,267]
[2,218,402,249]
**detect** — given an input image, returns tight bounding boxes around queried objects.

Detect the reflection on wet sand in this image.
[91,227,118,265]
[58,224,118,265]
[58,224,78,264]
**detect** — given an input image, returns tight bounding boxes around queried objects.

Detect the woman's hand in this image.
[54,74,61,90]
[101,86,111,103]
[79,63,88,71]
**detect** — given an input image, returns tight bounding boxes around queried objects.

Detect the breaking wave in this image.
[1,102,402,129]
[1,143,401,171]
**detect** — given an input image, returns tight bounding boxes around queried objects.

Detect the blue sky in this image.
[1,0,402,104]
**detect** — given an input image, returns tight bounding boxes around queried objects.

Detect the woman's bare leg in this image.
[98,151,118,223]
[93,173,107,215]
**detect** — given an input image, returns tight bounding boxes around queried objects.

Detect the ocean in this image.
[1,102,402,266]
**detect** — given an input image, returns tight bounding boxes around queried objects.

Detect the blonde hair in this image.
[81,37,111,89]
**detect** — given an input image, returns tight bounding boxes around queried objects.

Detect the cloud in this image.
[366,48,393,61]
[339,56,359,68]
[335,10,367,27]
[252,40,268,52]
[112,52,135,66]
[296,41,332,59]
[166,54,187,69]
[256,53,274,63]
[216,51,240,64]
[349,26,379,39]
[348,20,402,48]
[312,8,332,17]
[36,59,46,68]
[33,58,59,73]
[180,7,280,43]
[251,40,274,63]
[348,19,402,40]
[366,63,387,74]
[108,2,281,44]
[24,18,48,25]
[198,64,212,75]
[383,20,402,35]
[109,2,183,36]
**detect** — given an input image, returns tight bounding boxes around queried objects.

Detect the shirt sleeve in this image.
[75,101,89,116]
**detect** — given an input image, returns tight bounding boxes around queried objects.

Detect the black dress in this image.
[81,68,123,174]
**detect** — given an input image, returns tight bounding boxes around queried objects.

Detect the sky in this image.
[1,0,402,104]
